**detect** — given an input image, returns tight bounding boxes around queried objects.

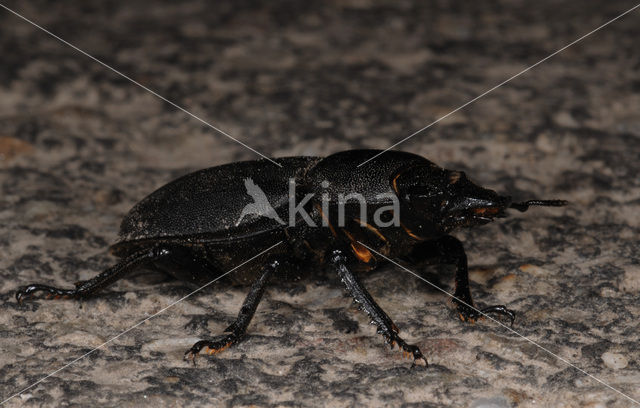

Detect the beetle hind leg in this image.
[329,249,428,368]
[15,246,168,303]
[184,258,280,364]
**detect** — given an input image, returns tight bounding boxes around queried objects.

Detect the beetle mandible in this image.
[16,149,566,367]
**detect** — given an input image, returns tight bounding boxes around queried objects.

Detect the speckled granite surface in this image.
[1,1,639,407]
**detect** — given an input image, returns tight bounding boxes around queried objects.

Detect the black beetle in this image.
[17,149,566,367]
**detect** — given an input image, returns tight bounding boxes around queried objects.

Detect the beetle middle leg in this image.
[407,235,515,325]
[184,258,280,364]
[329,248,428,367]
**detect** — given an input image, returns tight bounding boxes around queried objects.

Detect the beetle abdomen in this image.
[114,156,320,249]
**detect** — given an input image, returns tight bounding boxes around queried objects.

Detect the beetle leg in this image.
[408,235,515,325]
[15,246,169,303]
[329,249,428,368]
[184,258,279,365]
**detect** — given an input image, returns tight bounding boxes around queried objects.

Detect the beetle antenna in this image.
[510,199,568,212]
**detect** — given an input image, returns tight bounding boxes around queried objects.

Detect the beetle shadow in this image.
[384,261,454,295]
[122,267,238,300]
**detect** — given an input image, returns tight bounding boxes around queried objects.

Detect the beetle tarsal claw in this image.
[183,349,198,366]
[411,354,429,368]
[386,336,428,367]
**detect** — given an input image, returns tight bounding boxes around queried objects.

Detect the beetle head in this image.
[394,164,511,232]
[394,164,568,234]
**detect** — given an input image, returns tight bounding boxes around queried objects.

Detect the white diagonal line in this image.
[0,241,283,406]
[358,241,640,406]
[0,3,282,168]
[357,3,640,167]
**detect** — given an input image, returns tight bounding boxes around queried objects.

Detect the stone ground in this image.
[1,0,639,407]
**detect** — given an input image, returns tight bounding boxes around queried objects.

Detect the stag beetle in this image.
[16,149,566,367]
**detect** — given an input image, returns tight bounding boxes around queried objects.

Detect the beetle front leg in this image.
[329,248,428,368]
[408,235,515,325]
[184,258,280,364]
[15,246,170,303]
